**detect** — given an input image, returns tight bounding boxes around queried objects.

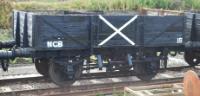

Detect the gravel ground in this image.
[1,67,200,94]
[0,65,39,79]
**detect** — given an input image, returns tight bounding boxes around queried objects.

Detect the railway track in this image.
[0,76,182,96]
[0,66,200,96]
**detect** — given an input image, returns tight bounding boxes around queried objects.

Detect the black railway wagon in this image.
[0,10,199,86]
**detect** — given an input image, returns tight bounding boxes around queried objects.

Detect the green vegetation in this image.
[0,29,12,41]
[11,57,32,64]
[0,0,13,29]
[14,0,200,11]
[1,0,200,29]
[14,1,69,10]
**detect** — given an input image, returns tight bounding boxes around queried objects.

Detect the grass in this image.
[13,0,175,11]
[7,0,200,12]
[0,0,200,29]
[0,29,12,41]
[11,57,32,64]
[0,0,13,29]
[14,1,70,10]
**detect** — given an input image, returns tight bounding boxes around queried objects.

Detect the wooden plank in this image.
[124,83,183,96]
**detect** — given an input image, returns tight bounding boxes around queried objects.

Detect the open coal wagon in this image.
[0,10,199,86]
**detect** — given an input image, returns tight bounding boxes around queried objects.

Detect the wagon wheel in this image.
[49,58,83,86]
[49,59,68,86]
[184,51,200,66]
[35,58,49,77]
[135,61,160,81]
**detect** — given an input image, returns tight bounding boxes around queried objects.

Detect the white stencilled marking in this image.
[47,41,63,48]
[98,15,138,46]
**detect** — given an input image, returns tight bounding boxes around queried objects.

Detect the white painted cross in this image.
[98,15,138,46]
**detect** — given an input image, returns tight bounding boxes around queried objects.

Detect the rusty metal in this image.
[183,70,200,96]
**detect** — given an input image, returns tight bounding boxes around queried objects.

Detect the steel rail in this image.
[0,65,199,96]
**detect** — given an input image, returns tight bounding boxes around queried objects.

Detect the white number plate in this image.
[177,37,183,43]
